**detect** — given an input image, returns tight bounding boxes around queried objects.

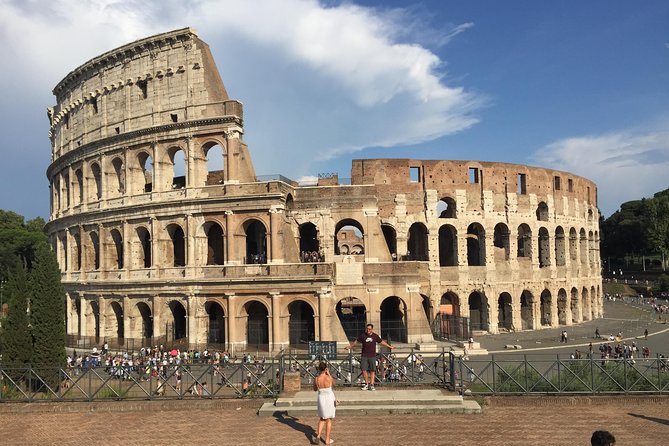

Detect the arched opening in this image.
[285,194,294,216]
[136,227,152,268]
[421,294,433,325]
[205,301,226,344]
[110,301,124,340]
[498,292,513,330]
[407,222,429,261]
[436,292,463,339]
[588,231,595,267]
[136,302,153,339]
[137,152,153,193]
[244,219,267,264]
[335,219,364,255]
[468,291,488,331]
[467,223,486,266]
[336,297,367,340]
[88,301,100,342]
[381,224,397,260]
[63,172,70,208]
[169,300,187,340]
[110,229,123,269]
[288,300,315,346]
[72,232,82,271]
[170,149,187,189]
[245,301,269,348]
[493,223,510,262]
[538,227,550,268]
[536,201,549,221]
[167,224,186,267]
[89,232,100,270]
[299,222,320,261]
[437,197,456,218]
[205,143,224,185]
[570,287,579,323]
[517,224,532,259]
[555,226,566,266]
[90,162,102,200]
[59,233,68,271]
[520,290,534,330]
[582,287,591,321]
[111,157,125,196]
[579,229,588,265]
[438,224,457,266]
[569,228,578,261]
[591,286,597,318]
[206,222,225,265]
[74,168,84,205]
[540,289,552,326]
[380,296,407,343]
[557,288,568,325]
[53,176,61,211]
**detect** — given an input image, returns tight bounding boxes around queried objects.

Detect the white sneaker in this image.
[369,385,376,391]
[361,384,368,390]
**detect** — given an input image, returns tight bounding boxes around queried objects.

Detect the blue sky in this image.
[0,0,667,220]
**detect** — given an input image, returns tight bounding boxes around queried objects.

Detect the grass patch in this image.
[603,283,637,296]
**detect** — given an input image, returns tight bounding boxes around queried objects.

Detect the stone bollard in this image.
[282,371,301,393]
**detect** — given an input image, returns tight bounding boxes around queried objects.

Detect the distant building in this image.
[46,28,602,352]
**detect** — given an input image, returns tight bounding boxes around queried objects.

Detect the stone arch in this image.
[74,168,84,205]
[582,287,591,321]
[557,288,568,325]
[520,290,534,330]
[569,228,578,261]
[285,194,294,216]
[204,221,225,265]
[89,162,102,201]
[536,201,549,221]
[468,291,488,331]
[288,300,316,345]
[555,226,566,266]
[591,286,597,318]
[493,223,510,262]
[570,287,579,323]
[136,226,152,268]
[299,222,320,258]
[136,302,153,339]
[440,292,460,316]
[336,297,367,340]
[335,219,364,255]
[437,196,457,218]
[168,300,187,340]
[439,224,458,266]
[538,227,550,268]
[407,222,429,261]
[421,294,433,325]
[166,223,186,267]
[517,224,532,259]
[380,296,407,343]
[136,151,153,193]
[579,229,588,265]
[243,219,267,264]
[166,147,187,189]
[498,292,513,330]
[205,301,226,344]
[381,224,397,260]
[72,230,82,271]
[243,300,269,348]
[110,229,123,269]
[110,301,124,339]
[88,231,100,270]
[111,157,125,197]
[88,300,101,341]
[204,142,225,186]
[466,223,486,266]
[540,289,552,326]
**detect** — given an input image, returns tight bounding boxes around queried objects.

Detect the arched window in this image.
[90,162,102,201]
[137,302,153,338]
[111,157,125,196]
[540,289,552,326]
[468,292,488,331]
[74,168,84,205]
[335,219,364,255]
[206,222,225,265]
[136,227,152,268]
[167,224,186,267]
[63,172,70,208]
[466,223,485,266]
[110,229,123,269]
[72,231,82,271]
[381,224,397,260]
[520,290,534,330]
[517,224,532,259]
[536,202,549,221]
[137,152,153,193]
[244,219,267,264]
[407,222,429,261]
[89,231,100,270]
[204,143,224,185]
[493,223,510,261]
[170,148,187,189]
[299,223,320,262]
[579,229,588,265]
[438,225,457,266]
[437,197,456,218]
[538,227,550,268]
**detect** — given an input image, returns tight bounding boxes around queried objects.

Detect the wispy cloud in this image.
[533,124,669,216]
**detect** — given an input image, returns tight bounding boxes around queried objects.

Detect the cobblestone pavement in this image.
[0,397,667,445]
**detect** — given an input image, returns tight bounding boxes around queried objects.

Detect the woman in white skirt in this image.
[313,362,336,444]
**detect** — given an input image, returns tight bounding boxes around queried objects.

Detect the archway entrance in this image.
[520,291,534,330]
[169,301,187,340]
[498,293,512,330]
[136,302,153,339]
[540,290,552,326]
[288,301,315,345]
[468,292,488,331]
[245,301,269,349]
[380,296,407,343]
[205,301,226,345]
[336,297,367,340]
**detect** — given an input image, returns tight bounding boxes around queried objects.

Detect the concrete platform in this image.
[258,388,482,417]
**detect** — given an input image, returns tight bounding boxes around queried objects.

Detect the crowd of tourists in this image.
[300,250,325,263]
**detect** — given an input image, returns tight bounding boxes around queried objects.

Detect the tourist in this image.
[312,362,336,445]
[348,324,394,391]
[591,430,615,446]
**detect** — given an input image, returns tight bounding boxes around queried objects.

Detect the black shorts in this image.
[360,356,376,372]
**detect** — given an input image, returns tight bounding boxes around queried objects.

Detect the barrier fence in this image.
[1,351,668,402]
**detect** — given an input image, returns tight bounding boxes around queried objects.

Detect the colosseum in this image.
[46,28,603,353]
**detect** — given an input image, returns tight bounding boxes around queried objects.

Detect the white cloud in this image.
[533,126,669,216]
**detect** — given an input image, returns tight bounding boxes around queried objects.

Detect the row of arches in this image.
[52,142,228,212]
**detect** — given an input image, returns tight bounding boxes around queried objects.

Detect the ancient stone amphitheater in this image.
[46,28,602,352]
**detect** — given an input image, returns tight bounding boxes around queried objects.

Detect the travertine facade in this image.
[47,29,602,352]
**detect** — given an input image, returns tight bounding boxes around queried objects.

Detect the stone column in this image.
[122,294,131,342]
[225,130,239,183]
[79,293,88,337]
[122,220,130,271]
[97,294,107,341]
[187,293,199,349]
[225,293,237,353]
[317,291,328,341]
[224,211,233,264]
[185,136,194,188]
[149,217,157,269]
[269,207,283,263]
[270,292,280,352]
[185,213,194,269]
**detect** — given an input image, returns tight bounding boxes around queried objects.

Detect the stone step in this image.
[257,389,482,417]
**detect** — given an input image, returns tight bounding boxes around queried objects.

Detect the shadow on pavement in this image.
[273,412,318,444]
[628,413,669,426]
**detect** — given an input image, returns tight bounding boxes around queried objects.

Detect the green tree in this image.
[0,266,33,376]
[642,194,669,270]
[0,211,47,283]
[30,242,66,387]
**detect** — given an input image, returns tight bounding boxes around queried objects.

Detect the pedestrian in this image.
[348,324,394,391]
[591,430,615,446]
[312,362,336,445]
[644,328,648,340]
[595,328,600,339]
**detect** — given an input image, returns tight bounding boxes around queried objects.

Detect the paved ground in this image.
[0,396,666,445]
